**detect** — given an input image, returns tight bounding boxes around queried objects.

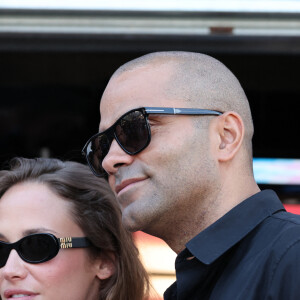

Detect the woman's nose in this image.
[1,249,28,281]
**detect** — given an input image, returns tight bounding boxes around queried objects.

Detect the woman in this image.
[0,157,149,300]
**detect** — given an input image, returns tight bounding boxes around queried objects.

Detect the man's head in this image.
[93,51,255,243]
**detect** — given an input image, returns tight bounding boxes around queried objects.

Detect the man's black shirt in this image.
[164,190,300,300]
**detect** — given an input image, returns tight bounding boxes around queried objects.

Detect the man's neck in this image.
[148,178,260,254]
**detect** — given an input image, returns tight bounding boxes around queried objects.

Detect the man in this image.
[82,52,300,299]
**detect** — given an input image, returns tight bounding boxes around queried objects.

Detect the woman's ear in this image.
[95,252,116,280]
[215,111,244,162]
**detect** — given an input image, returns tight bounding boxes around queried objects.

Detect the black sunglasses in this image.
[82,107,222,177]
[0,233,91,267]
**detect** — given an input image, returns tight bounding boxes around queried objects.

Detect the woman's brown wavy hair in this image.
[0,157,149,300]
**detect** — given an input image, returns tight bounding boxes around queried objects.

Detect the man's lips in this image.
[115,178,146,194]
[4,289,38,299]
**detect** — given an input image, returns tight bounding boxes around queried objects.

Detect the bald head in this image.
[111,51,254,157]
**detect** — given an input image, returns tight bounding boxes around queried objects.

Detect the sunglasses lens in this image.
[19,234,58,263]
[87,133,112,176]
[115,110,149,153]
[0,243,11,267]
[84,110,150,176]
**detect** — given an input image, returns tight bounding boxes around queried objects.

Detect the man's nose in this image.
[102,139,134,175]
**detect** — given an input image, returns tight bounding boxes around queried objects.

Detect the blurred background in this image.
[1,1,300,298]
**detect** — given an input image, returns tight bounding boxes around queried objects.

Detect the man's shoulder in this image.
[244,210,300,261]
[268,210,300,234]
[271,210,300,225]
[264,211,300,256]
[264,212,300,298]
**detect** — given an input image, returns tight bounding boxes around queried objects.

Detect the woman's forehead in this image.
[0,182,82,238]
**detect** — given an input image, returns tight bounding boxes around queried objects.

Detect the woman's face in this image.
[0,181,111,300]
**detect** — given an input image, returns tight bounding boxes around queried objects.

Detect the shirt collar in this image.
[185,190,285,265]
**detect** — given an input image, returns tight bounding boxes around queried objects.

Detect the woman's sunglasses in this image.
[0,233,91,267]
[82,107,222,177]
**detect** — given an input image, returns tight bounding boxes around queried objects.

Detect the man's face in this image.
[99,64,217,236]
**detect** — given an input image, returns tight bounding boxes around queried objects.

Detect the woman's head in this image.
[0,158,149,300]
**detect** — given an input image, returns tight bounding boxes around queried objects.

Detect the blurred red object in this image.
[284,204,300,215]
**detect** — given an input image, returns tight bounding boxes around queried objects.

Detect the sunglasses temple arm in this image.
[145,107,222,115]
[173,108,222,115]
[59,237,91,249]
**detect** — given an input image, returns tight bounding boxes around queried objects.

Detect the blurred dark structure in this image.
[0,8,300,199]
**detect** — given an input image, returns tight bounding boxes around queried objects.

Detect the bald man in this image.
[82,52,300,299]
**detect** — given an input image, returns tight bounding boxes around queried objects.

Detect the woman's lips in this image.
[4,289,38,299]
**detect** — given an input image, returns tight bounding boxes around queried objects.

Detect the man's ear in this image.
[215,111,244,162]
[95,252,116,280]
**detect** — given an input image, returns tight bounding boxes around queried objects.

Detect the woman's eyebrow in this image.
[23,228,58,236]
[0,228,59,242]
